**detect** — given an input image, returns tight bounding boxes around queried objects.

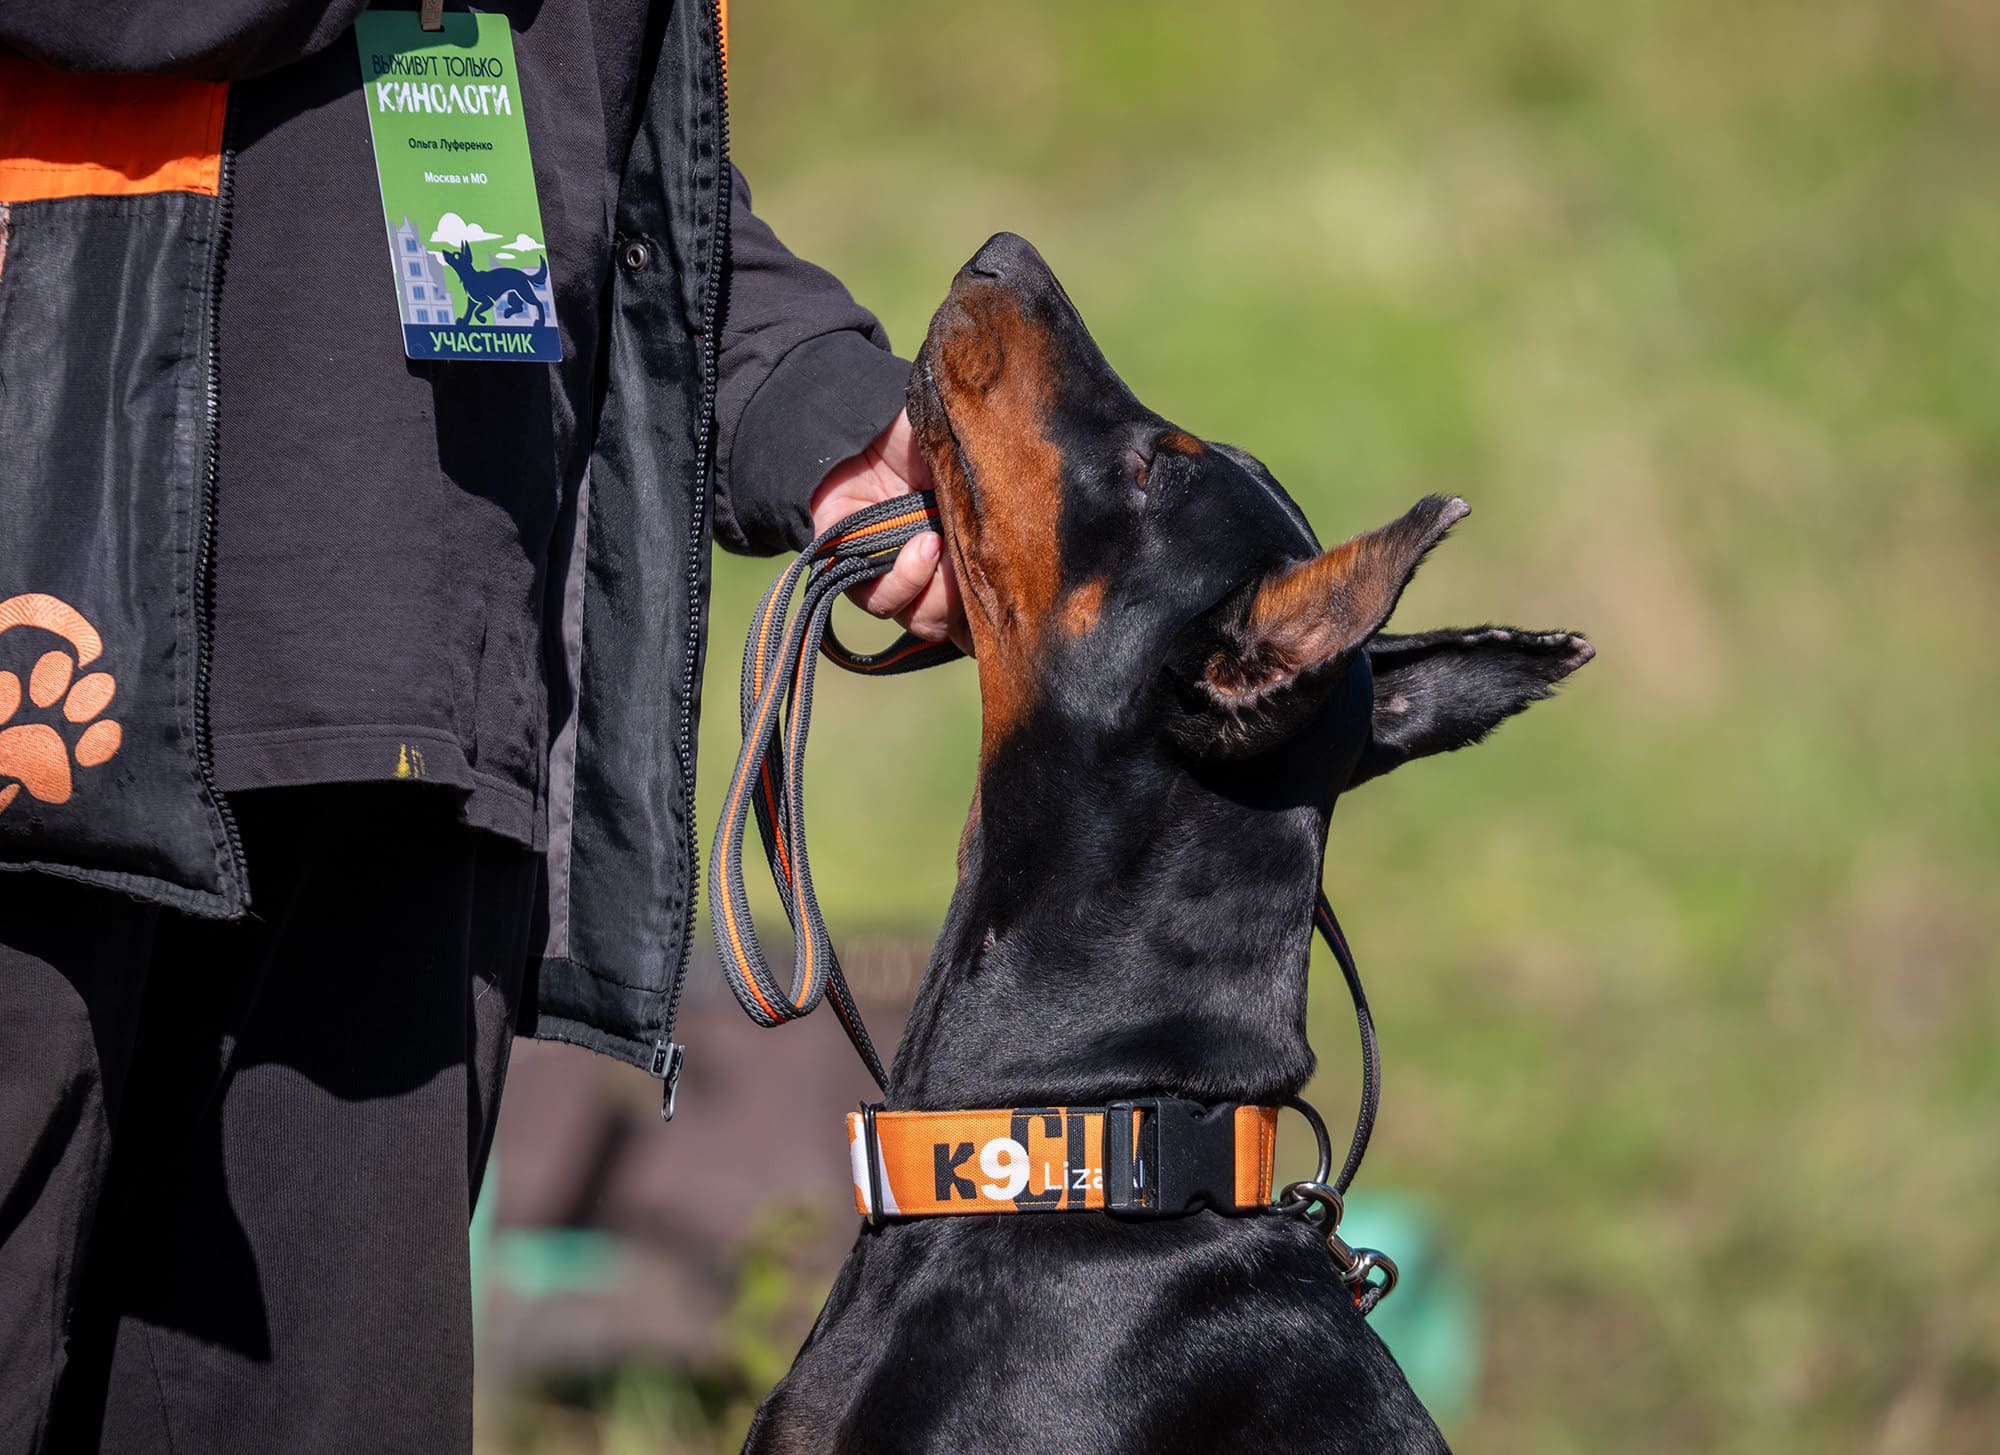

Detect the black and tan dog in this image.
[745,234,1591,1452]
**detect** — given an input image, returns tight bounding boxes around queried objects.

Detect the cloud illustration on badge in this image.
[502,233,543,253]
[0,593,122,814]
[430,211,505,247]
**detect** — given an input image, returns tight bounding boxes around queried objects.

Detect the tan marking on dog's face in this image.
[922,287,1067,755]
[1060,579,1106,637]
[1158,431,1204,457]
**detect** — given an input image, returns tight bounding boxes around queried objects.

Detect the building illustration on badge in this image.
[390,213,555,337]
[392,215,455,326]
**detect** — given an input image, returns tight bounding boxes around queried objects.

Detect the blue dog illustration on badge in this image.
[439,243,549,327]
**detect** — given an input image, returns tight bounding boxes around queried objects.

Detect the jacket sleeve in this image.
[0,0,374,78]
[712,166,912,556]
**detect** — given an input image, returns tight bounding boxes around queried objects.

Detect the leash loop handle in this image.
[710,493,963,1092]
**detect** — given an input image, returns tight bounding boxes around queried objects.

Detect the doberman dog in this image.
[437,244,548,327]
[744,233,1592,1453]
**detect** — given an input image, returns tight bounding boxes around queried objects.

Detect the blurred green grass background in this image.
[509,1,2000,1449]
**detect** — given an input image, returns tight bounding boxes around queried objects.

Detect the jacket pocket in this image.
[0,189,245,916]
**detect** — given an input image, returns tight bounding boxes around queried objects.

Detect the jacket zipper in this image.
[195,143,249,906]
[650,0,732,1119]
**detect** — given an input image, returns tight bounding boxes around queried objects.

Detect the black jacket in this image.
[0,0,909,1076]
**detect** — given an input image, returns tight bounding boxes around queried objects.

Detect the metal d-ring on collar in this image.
[1269,1096,1334,1216]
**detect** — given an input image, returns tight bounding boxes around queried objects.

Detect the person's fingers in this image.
[897,570,955,644]
[851,532,939,619]
[896,549,970,652]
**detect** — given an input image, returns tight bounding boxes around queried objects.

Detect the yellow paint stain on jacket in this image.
[393,743,428,780]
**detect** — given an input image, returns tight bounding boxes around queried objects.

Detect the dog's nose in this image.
[964,232,1039,282]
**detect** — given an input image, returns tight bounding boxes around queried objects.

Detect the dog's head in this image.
[909,232,1592,798]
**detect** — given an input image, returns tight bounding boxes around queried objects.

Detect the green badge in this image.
[355,11,560,362]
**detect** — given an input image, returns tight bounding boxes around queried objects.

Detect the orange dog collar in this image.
[847,1098,1283,1220]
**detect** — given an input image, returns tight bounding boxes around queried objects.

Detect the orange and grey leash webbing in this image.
[709,492,963,1091]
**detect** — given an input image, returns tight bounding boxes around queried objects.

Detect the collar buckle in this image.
[1104,1098,1242,1215]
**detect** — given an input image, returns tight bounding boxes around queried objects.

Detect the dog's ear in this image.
[1185,494,1468,756]
[1347,627,1593,787]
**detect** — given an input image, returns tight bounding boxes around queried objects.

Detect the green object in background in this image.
[1341,1191,1480,1428]
[471,1154,621,1330]
[471,1149,498,1333]
[492,1228,621,1300]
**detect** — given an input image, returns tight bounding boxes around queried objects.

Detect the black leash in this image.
[1314,895,1379,1196]
[710,491,1379,1194]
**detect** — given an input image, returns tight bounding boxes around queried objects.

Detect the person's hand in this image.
[808,410,971,655]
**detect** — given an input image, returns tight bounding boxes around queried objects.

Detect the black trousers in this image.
[0,786,539,1455]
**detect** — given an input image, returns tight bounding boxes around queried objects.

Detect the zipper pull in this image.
[651,1039,686,1122]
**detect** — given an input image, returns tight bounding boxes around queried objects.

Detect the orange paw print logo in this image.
[0,594,122,814]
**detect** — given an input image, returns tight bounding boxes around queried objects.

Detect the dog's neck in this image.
[888,714,1331,1111]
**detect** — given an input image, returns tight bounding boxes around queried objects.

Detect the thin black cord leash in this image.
[710,490,1383,1198]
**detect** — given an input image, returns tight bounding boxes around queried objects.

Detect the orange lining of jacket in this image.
[0,55,226,203]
